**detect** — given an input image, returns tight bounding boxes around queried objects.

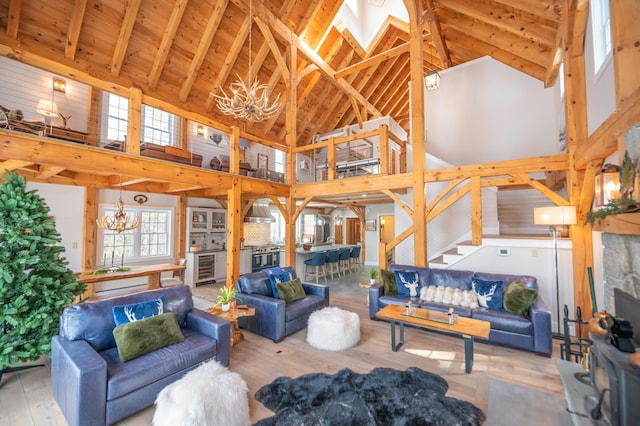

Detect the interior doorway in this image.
[334,223,344,244]
[346,217,361,244]
[379,215,395,264]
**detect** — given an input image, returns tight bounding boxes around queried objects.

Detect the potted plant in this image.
[215,286,240,312]
[369,269,379,285]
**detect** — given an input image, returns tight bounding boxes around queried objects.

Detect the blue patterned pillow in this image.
[112,296,165,326]
[472,278,503,310]
[394,270,421,297]
[264,267,293,299]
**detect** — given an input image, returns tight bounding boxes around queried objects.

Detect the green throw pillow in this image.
[113,312,185,362]
[503,281,538,315]
[381,269,397,295]
[276,277,306,303]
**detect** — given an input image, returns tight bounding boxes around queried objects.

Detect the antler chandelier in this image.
[96,177,140,233]
[213,0,280,122]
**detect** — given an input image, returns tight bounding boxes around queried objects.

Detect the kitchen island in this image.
[295,244,360,277]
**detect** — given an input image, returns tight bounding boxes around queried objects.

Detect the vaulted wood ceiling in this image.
[0,0,562,146]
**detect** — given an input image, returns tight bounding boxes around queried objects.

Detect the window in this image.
[105,94,128,141]
[591,0,612,74]
[102,93,179,145]
[275,149,285,173]
[99,206,173,263]
[142,105,178,146]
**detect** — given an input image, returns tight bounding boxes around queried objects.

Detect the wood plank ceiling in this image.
[0,0,562,147]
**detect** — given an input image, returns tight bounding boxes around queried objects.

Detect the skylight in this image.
[334,0,408,51]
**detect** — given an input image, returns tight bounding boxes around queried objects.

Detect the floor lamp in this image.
[533,205,577,336]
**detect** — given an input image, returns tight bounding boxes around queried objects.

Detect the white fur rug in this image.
[153,360,250,426]
[307,306,360,351]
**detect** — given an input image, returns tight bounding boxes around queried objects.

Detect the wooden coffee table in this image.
[205,305,255,347]
[376,304,490,373]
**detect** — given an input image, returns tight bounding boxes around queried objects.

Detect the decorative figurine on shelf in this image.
[59,113,71,129]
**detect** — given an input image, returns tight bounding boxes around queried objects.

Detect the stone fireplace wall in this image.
[601,233,640,313]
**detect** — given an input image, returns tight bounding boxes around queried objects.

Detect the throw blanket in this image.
[255,367,485,425]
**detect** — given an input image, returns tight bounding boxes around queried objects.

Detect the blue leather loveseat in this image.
[51,285,230,426]
[369,264,552,356]
[235,266,329,342]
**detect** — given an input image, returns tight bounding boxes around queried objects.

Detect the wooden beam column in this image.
[404,0,427,266]
[127,87,142,155]
[176,193,186,259]
[563,0,592,332]
[284,37,297,265]
[83,187,97,272]
[226,178,242,288]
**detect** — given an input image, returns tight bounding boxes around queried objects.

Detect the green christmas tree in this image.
[0,170,85,382]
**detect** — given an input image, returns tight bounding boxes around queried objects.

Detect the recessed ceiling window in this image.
[591,0,612,75]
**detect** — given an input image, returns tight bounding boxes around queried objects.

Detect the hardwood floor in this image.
[0,279,566,425]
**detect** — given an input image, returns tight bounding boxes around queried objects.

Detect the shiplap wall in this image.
[497,188,557,235]
[0,57,89,132]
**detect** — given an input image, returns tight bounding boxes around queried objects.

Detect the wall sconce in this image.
[239,138,250,150]
[52,78,66,93]
[594,163,620,208]
[196,125,205,136]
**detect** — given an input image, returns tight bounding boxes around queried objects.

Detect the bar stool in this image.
[338,248,351,276]
[325,249,341,279]
[349,246,362,272]
[304,251,326,284]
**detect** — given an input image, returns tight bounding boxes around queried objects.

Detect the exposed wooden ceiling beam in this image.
[179,0,228,102]
[65,0,87,60]
[36,165,66,179]
[439,0,557,46]
[0,159,33,171]
[110,0,143,77]
[6,0,21,39]
[335,41,411,79]
[254,16,290,87]
[147,0,189,90]
[491,0,562,23]
[205,15,250,112]
[426,0,452,68]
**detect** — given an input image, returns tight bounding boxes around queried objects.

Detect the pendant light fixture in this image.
[213,0,280,121]
[96,177,140,233]
[424,18,441,91]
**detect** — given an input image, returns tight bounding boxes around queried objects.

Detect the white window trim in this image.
[591,0,612,77]
[96,204,175,265]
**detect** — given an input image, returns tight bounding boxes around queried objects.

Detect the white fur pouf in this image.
[306,306,360,351]
[153,360,250,426]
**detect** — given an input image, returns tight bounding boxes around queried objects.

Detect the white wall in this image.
[453,238,575,334]
[0,56,89,131]
[363,203,395,266]
[27,182,85,272]
[424,56,559,166]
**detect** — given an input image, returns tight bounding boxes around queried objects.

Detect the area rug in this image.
[486,378,572,426]
[254,367,485,425]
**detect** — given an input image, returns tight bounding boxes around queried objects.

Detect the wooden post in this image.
[403,0,427,267]
[83,187,97,271]
[226,178,241,288]
[127,87,141,155]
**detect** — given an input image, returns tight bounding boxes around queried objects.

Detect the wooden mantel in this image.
[592,213,640,235]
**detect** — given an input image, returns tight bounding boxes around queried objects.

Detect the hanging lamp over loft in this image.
[96,177,140,233]
[213,0,280,122]
[424,18,441,91]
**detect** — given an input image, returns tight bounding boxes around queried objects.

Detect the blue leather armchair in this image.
[235,266,329,342]
[51,285,230,426]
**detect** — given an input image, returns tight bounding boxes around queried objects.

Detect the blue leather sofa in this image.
[235,266,329,342]
[369,264,552,356]
[51,285,230,426]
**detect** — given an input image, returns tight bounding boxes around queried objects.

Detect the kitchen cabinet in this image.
[215,252,227,281]
[187,207,226,233]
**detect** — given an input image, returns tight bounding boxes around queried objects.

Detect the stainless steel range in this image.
[250,246,281,272]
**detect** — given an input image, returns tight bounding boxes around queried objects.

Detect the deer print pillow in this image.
[471,278,504,311]
[394,270,421,298]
